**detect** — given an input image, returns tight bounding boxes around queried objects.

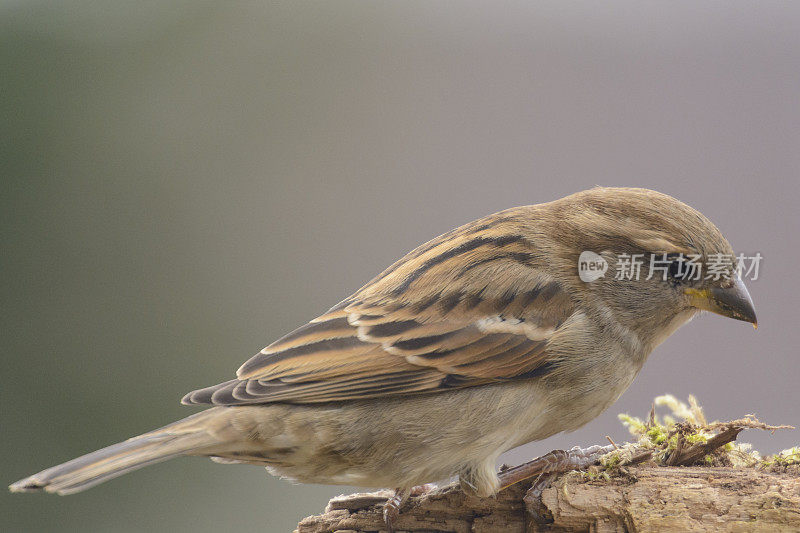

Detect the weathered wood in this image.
[295,465,800,533]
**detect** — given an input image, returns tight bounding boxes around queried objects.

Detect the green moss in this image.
[610,395,789,470]
[600,451,623,469]
[618,413,646,436]
[646,426,668,445]
[684,432,709,445]
[762,446,800,467]
[666,434,679,451]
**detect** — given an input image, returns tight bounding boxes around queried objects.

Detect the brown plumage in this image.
[10,187,756,518]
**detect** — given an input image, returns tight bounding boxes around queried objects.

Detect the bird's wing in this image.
[182,214,577,405]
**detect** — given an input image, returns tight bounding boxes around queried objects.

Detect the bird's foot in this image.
[382,488,405,533]
[497,444,616,524]
[522,471,557,524]
[497,444,615,489]
[409,483,436,496]
[382,484,435,532]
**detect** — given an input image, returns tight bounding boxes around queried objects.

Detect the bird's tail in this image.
[9,409,228,495]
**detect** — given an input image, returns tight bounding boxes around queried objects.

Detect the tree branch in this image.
[296,465,800,532]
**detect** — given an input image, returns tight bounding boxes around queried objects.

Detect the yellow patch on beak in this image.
[684,278,757,327]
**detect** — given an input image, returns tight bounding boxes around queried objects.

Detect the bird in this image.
[10,187,757,528]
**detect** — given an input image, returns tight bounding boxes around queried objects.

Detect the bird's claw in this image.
[382,494,401,533]
[523,472,556,525]
[382,484,434,532]
[497,444,616,524]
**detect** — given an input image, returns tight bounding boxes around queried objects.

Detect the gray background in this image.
[2,2,798,532]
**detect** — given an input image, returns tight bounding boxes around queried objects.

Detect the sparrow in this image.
[10,187,757,525]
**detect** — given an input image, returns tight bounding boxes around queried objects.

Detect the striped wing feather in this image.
[182,212,576,405]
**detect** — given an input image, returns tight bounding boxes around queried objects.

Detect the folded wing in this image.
[183,216,576,405]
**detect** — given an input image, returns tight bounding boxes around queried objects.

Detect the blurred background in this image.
[2,2,799,531]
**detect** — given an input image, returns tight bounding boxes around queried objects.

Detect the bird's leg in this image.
[523,471,558,525]
[382,487,409,533]
[497,444,615,524]
[497,444,614,489]
[382,484,436,532]
[409,483,436,496]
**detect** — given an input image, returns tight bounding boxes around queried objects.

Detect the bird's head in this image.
[540,187,757,347]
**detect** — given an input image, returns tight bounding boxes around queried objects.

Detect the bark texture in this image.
[295,465,800,533]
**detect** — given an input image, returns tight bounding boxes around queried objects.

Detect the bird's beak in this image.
[684,277,758,328]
